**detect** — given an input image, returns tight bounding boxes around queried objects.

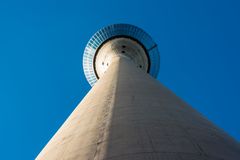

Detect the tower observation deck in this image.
[37,24,240,160]
[83,24,159,86]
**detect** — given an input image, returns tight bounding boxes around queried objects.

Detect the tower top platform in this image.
[83,24,160,86]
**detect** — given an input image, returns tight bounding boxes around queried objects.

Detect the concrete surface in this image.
[36,57,240,160]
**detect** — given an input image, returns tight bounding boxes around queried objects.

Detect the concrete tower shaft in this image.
[37,56,240,160]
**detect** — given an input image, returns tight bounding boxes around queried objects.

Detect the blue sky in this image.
[0,0,240,159]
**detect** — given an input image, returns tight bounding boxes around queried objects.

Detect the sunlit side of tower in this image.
[36,24,240,160]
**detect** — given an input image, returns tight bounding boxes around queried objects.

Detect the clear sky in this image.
[0,0,240,159]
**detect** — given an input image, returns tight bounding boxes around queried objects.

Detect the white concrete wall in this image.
[36,57,240,160]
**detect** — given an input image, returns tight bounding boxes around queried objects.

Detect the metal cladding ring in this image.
[83,24,160,86]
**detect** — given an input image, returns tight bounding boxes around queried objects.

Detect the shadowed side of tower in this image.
[36,24,240,160]
[99,58,240,160]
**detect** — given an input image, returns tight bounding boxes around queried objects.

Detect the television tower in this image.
[36,24,240,160]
